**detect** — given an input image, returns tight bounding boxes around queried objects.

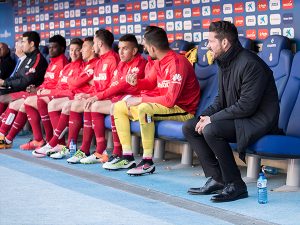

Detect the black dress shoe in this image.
[188,177,224,195]
[210,181,248,202]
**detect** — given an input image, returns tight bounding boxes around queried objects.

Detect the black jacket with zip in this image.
[202,41,280,162]
[1,48,48,95]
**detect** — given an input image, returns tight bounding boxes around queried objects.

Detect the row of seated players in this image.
[1,26,298,185]
[0,26,200,176]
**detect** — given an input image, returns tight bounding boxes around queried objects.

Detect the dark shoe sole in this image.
[188,189,223,195]
[211,191,248,202]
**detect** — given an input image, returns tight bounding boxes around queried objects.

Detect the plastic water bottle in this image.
[262,165,278,175]
[257,172,268,204]
[69,139,76,157]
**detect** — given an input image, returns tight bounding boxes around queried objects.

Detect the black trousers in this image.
[182,117,242,183]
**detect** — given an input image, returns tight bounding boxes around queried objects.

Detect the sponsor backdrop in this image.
[0,1,14,48]
[4,0,300,49]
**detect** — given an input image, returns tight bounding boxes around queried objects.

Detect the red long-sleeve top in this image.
[96,53,147,100]
[91,50,120,95]
[47,59,84,98]
[38,54,69,89]
[69,57,99,95]
[137,50,200,115]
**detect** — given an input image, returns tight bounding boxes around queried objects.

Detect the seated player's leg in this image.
[80,100,112,164]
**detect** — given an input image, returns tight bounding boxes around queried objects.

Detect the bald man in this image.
[0,42,16,80]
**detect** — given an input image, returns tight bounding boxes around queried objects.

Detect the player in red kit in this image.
[108,26,200,175]
[76,34,147,164]
[16,35,69,151]
[60,29,120,164]
[34,37,99,158]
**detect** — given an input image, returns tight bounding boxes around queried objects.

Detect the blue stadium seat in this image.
[39,45,49,62]
[258,35,293,101]
[248,52,300,191]
[232,36,293,182]
[238,37,253,50]
[169,40,194,55]
[112,41,119,53]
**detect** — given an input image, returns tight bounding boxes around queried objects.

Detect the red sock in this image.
[0,108,8,127]
[80,112,93,155]
[25,104,43,142]
[0,102,7,116]
[111,115,122,157]
[49,113,69,147]
[91,112,106,154]
[37,98,53,142]
[68,111,82,147]
[6,111,27,141]
[0,108,18,135]
[49,111,61,130]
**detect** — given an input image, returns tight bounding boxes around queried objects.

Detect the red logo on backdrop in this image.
[19,26,23,32]
[49,5,54,11]
[202,19,211,29]
[192,7,201,17]
[28,26,31,31]
[87,8,93,16]
[234,3,244,13]
[158,11,165,20]
[234,16,245,27]
[212,18,221,22]
[212,5,221,15]
[134,2,140,10]
[174,0,183,6]
[175,9,183,18]
[258,29,269,40]
[87,18,93,26]
[106,26,112,32]
[113,26,119,35]
[176,33,184,40]
[100,17,105,24]
[54,22,59,29]
[142,12,149,21]
[44,5,49,11]
[76,29,81,36]
[65,21,70,28]
[45,33,50,39]
[167,34,175,42]
[113,16,119,23]
[80,0,85,6]
[59,12,64,18]
[183,0,190,4]
[27,16,31,22]
[158,22,166,30]
[258,0,268,11]
[76,20,81,27]
[36,24,40,30]
[246,30,257,40]
[71,30,76,36]
[41,32,45,39]
[45,23,49,29]
[75,0,80,7]
[127,14,133,23]
[93,8,98,15]
[150,22,157,26]
[282,0,294,9]
[126,3,133,11]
